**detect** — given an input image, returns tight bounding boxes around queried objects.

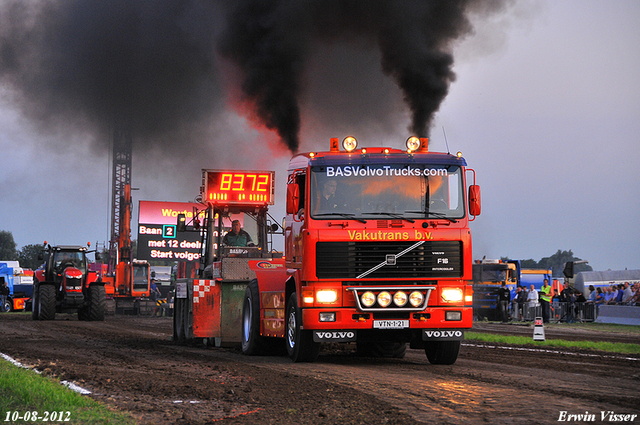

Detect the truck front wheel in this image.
[425,340,461,365]
[286,293,320,363]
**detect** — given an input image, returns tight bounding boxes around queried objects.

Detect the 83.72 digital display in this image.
[203,170,275,205]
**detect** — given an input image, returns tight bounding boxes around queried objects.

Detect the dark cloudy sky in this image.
[0,0,638,271]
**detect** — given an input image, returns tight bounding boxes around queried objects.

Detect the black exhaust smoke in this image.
[0,0,508,154]
[219,0,505,152]
[0,0,222,150]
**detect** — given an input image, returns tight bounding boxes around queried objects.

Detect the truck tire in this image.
[242,280,264,355]
[88,285,106,321]
[38,284,56,321]
[425,340,460,365]
[3,298,12,313]
[285,292,320,363]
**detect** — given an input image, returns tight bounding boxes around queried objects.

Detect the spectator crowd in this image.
[508,281,640,323]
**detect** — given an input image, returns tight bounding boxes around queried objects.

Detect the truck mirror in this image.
[270,223,280,233]
[286,184,300,215]
[38,252,43,261]
[563,262,574,279]
[177,213,186,232]
[468,185,481,216]
[95,252,101,261]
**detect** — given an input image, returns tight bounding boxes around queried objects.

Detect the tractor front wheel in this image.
[38,284,56,321]
[88,285,106,321]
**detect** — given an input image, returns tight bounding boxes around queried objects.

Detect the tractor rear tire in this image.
[242,280,264,355]
[88,285,106,321]
[38,284,56,321]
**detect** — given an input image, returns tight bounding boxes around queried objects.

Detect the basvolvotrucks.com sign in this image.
[137,201,206,262]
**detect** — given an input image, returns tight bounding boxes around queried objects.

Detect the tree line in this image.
[501,249,593,277]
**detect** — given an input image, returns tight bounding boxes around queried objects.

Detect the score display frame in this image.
[202,169,275,206]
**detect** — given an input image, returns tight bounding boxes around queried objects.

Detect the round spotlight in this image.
[377,291,392,308]
[361,291,376,308]
[342,136,358,152]
[409,291,425,307]
[456,151,463,158]
[393,291,408,307]
[406,136,421,152]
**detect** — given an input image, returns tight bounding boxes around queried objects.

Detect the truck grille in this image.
[316,241,462,279]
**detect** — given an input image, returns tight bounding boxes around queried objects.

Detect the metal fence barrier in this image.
[510,302,596,323]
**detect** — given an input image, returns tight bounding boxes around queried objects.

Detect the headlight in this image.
[361,291,376,307]
[393,291,408,307]
[409,291,424,307]
[342,136,358,152]
[377,291,392,307]
[316,289,338,303]
[406,136,421,152]
[441,288,463,303]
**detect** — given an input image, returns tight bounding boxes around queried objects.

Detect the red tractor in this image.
[32,243,106,321]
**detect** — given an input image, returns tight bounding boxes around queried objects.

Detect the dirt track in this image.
[1,314,639,424]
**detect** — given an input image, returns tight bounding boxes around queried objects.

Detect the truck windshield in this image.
[310,164,465,220]
[472,262,511,283]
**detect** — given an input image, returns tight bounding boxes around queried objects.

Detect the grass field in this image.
[468,322,640,355]
[0,360,135,425]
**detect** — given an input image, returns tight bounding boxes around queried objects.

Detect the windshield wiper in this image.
[361,212,415,223]
[314,213,367,223]
[405,211,458,223]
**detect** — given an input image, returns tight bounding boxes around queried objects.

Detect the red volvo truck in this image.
[175,136,481,364]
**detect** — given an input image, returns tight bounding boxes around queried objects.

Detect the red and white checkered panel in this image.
[193,279,215,304]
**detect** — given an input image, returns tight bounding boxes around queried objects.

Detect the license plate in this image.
[373,320,409,329]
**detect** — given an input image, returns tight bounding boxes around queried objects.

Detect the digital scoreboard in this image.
[202,170,275,205]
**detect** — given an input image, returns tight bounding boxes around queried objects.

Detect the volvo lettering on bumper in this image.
[313,331,357,342]
[423,330,464,341]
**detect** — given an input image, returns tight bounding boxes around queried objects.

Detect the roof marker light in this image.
[456,151,463,158]
[342,136,358,152]
[406,136,421,152]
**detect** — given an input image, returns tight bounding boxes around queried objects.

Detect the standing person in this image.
[497,282,511,323]
[604,286,616,305]
[540,279,552,323]
[526,284,539,321]
[511,286,522,320]
[587,285,597,303]
[622,282,634,304]
[0,280,9,312]
[559,282,576,322]
[516,286,528,321]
